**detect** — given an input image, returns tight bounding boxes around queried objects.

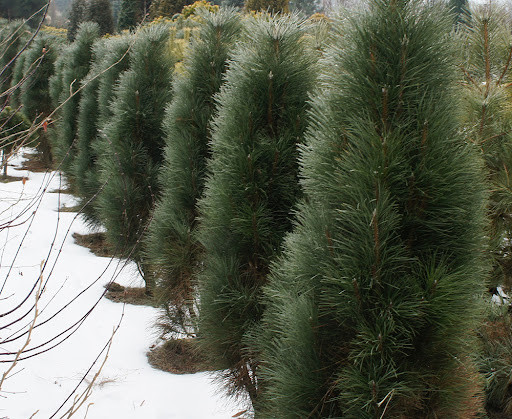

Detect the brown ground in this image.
[59,204,81,212]
[72,232,114,258]
[19,151,51,173]
[146,338,213,375]
[0,174,25,183]
[104,282,155,307]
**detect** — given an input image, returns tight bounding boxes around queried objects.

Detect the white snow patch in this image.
[0,149,245,419]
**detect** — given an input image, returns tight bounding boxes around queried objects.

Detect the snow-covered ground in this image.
[0,150,244,418]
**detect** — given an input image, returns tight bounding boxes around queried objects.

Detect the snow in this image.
[0,150,244,419]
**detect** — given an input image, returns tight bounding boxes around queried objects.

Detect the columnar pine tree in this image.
[8,50,26,109]
[458,4,512,288]
[0,20,31,94]
[21,33,64,166]
[86,0,115,36]
[52,21,99,184]
[118,0,150,30]
[49,52,66,110]
[145,9,242,337]
[67,0,87,41]
[457,5,512,413]
[96,24,174,293]
[259,1,488,417]
[197,14,317,403]
[74,34,131,226]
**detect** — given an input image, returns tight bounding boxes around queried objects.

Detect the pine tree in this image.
[8,49,26,109]
[457,4,512,413]
[458,4,512,289]
[449,0,468,26]
[21,33,64,167]
[197,14,317,403]
[74,34,132,226]
[86,0,115,36]
[0,20,31,94]
[52,21,99,185]
[259,1,488,417]
[118,0,150,30]
[145,9,242,337]
[67,0,87,41]
[96,24,174,293]
[0,0,46,23]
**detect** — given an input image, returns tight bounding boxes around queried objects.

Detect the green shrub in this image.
[197,13,317,404]
[96,24,175,293]
[145,9,242,337]
[260,1,488,416]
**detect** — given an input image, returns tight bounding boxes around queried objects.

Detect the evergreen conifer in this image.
[86,0,115,36]
[145,9,242,337]
[196,14,317,403]
[96,24,174,293]
[74,34,131,226]
[458,4,512,289]
[118,0,150,30]
[8,50,26,109]
[67,0,87,41]
[0,20,31,94]
[21,33,64,166]
[52,21,99,184]
[259,1,488,417]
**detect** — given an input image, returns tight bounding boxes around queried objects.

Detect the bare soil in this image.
[72,232,114,258]
[146,338,213,374]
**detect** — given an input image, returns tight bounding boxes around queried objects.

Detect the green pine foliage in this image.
[49,52,66,109]
[8,49,26,109]
[259,1,489,417]
[74,34,131,226]
[96,24,174,292]
[67,0,87,41]
[145,9,242,337]
[86,0,115,36]
[458,4,512,289]
[0,0,46,23]
[117,0,148,30]
[478,302,512,416]
[0,20,31,94]
[51,21,99,184]
[21,33,64,166]
[197,14,317,403]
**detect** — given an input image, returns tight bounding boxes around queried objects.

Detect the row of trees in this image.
[4,0,512,416]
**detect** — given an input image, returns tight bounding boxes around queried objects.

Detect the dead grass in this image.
[59,204,81,212]
[146,338,214,374]
[72,232,114,258]
[19,151,52,173]
[0,174,25,183]
[49,187,74,194]
[104,283,155,307]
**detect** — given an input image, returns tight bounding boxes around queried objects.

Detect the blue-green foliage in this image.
[260,1,488,417]
[145,9,242,336]
[74,34,131,226]
[96,24,174,288]
[197,13,318,402]
[51,21,99,182]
